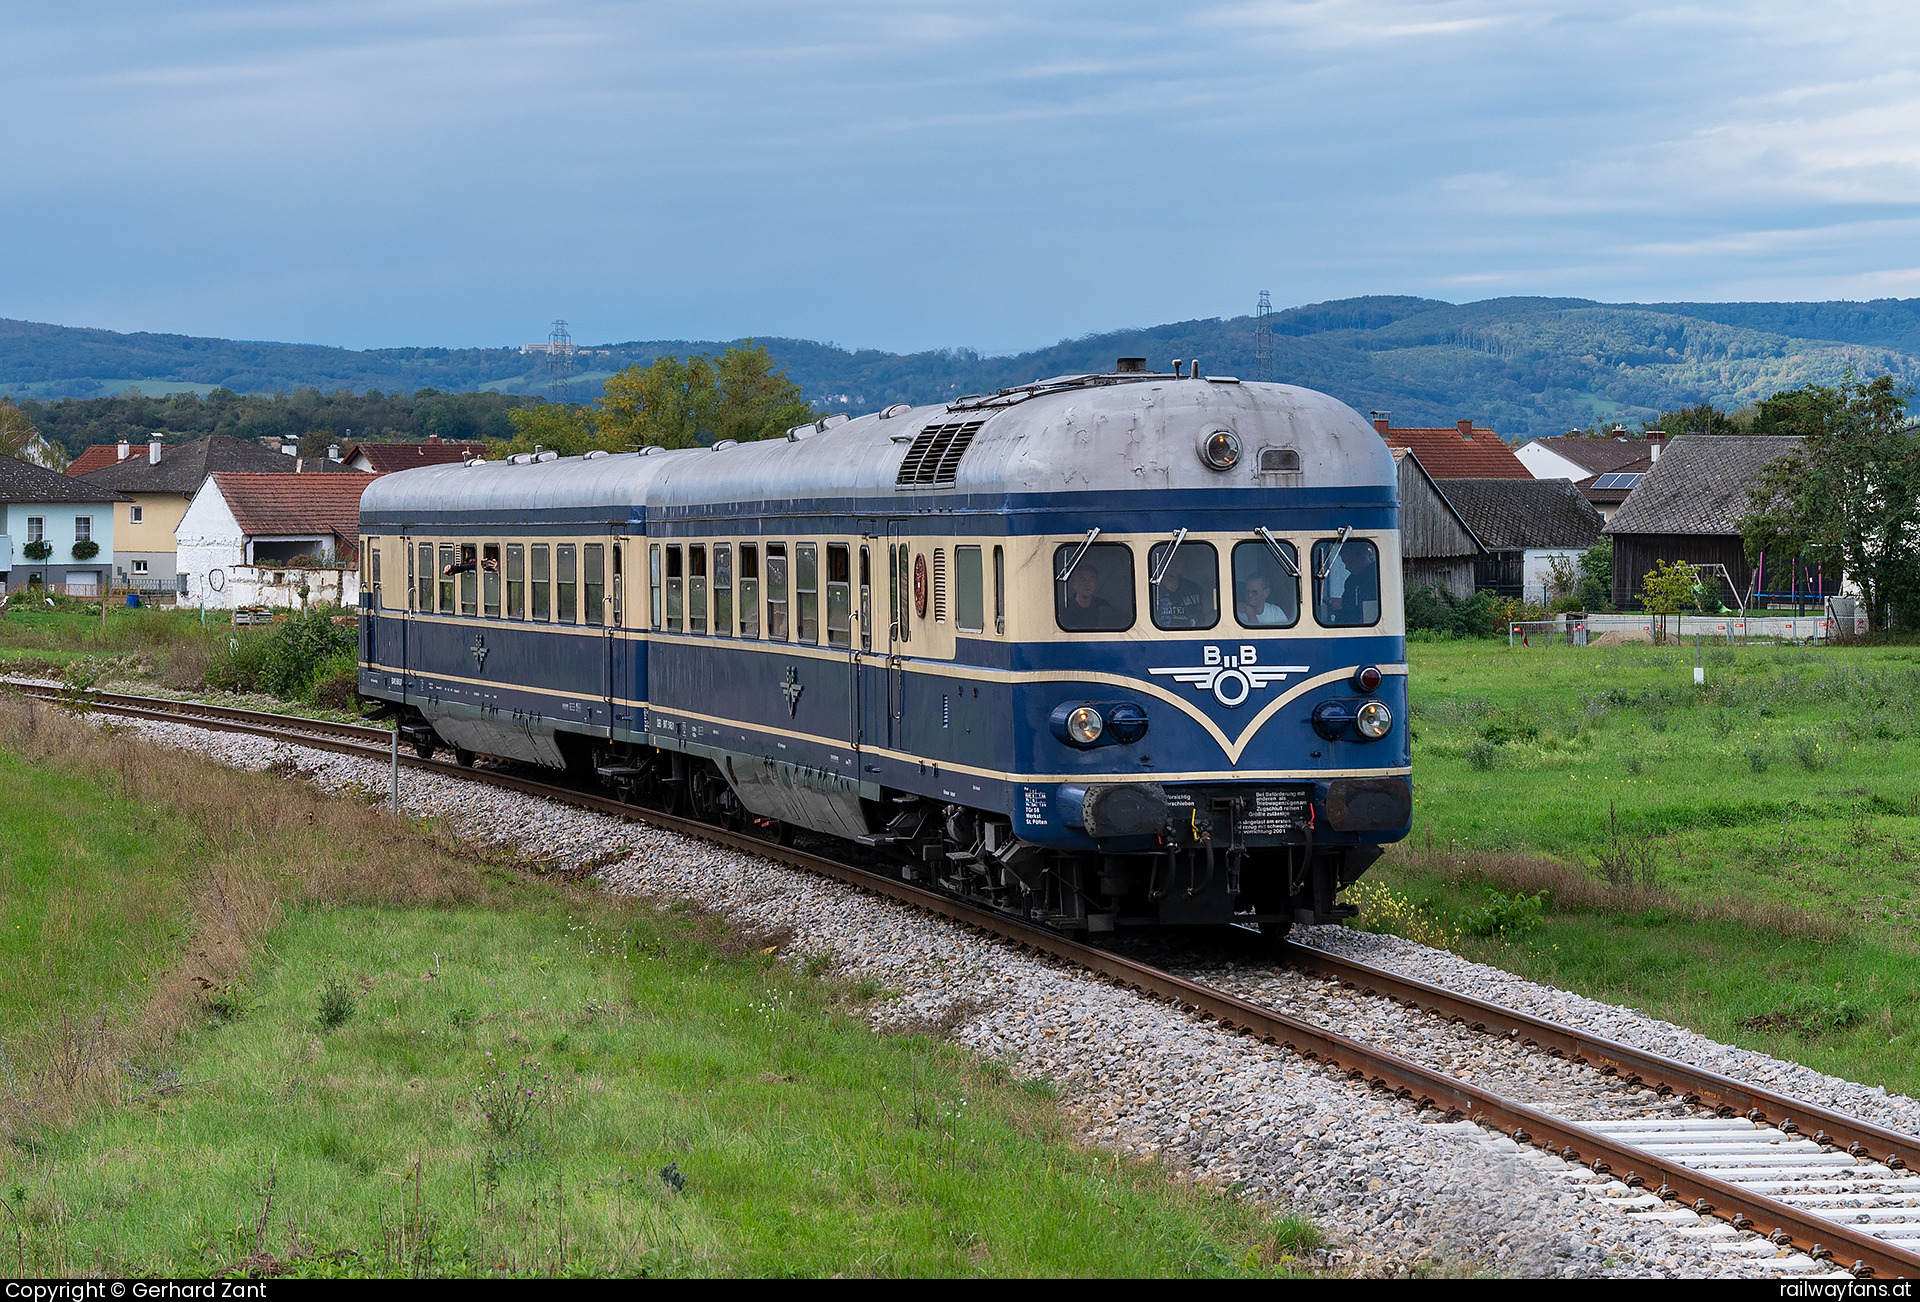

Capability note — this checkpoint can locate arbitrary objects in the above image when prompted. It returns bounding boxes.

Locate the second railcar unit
[359,363,1412,935]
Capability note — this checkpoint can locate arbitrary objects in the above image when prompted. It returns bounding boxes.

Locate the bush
[69,539,98,561]
[1405,586,1508,639]
[206,606,357,702]
[20,540,50,562]
[205,630,275,694]
[306,648,360,710]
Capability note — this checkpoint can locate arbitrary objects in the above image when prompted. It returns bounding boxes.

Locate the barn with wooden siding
[1602,435,1803,610]
[1392,448,1482,599]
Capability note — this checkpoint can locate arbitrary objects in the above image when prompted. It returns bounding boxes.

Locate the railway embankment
[0,694,1316,1278]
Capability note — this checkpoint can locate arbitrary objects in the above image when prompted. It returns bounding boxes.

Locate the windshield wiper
[1255,527,1299,578]
[1055,528,1102,583]
[1147,527,1189,587]
[1315,525,1353,581]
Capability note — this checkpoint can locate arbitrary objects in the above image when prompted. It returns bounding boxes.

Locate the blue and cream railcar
[356,449,699,770]
[357,362,1412,934]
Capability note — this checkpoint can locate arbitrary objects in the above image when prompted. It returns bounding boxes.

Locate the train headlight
[1355,700,1393,739]
[1199,429,1241,471]
[1066,706,1105,745]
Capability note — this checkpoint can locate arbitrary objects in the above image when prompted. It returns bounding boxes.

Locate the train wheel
[413,740,434,761]
[745,816,792,846]
[454,746,475,769]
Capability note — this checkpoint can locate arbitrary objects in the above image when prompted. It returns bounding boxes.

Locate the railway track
[25,678,1920,1278]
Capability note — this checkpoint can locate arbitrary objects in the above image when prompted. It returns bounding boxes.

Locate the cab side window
[1053,542,1135,632]
[1230,540,1300,628]
[1148,541,1218,631]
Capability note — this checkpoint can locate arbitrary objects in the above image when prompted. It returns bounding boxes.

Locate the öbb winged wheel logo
[1149,644,1307,708]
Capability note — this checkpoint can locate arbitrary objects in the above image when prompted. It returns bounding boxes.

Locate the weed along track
[37,680,1920,1278]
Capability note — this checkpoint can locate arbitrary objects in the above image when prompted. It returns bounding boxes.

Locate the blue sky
[3,1,1917,353]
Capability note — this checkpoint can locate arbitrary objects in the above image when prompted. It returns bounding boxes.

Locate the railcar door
[852,538,883,764]
[605,535,632,738]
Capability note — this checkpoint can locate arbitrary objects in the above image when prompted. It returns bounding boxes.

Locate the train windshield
[1311,537,1381,627]
[1231,540,1299,628]
[1054,542,1134,632]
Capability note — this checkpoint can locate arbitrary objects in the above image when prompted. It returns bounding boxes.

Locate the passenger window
[371,545,382,605]
[506,544,525,619]
[688,544,707,634]
[650,545,662,629]
[1148,540,1219,631]
[457,544,479,615]
[826,543,851,648]
[584,543,605,627]
[418,543,431,612]
[1053,542,1135,632]
[738,545,760,638]
[955,545,984,633]
[665,545,684,633]
[992,545,1004,635]
[531,544,550,621]
[1231,540,1299,629]
[482,544,502,617]
[438,545,455,613]
[796,543,819,644]
[767,544,788,640]
[557,544,578,623]
[714,544,733,636]
[1312,537,1381,628]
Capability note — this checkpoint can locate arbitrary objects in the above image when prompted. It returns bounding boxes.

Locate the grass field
[1365,638,1920,1094]
[0,696,1316,1278]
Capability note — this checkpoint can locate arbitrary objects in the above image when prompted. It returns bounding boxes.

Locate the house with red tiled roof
[1370,416,1530,479]
[67,444,125,477]
[341,437,488,473]
[175,471,382,609]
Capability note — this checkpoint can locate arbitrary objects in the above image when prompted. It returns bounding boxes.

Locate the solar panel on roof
[1592,472,1644,490]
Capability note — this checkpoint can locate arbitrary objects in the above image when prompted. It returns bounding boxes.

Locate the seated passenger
[1322,542,1380,624]
[1060,565,1112,630]
[1153,549,1215,628]
[1237,572,1288,626]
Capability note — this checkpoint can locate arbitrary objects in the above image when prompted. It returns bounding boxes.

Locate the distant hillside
[5,295,1917,440]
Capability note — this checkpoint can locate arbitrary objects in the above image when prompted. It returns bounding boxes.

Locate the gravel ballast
[114,717,1902,1278]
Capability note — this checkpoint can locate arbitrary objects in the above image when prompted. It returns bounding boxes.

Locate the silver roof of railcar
[646,374,1393,511]
[360,446,704,522]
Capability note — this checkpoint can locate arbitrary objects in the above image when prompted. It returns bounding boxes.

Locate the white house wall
[1514,443,1592,481]
[175,479,359,610]
[1522,547,1588,602]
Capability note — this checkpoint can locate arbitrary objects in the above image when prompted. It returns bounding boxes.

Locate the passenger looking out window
[482,544,502,617]
[1149,541,1218,630]
[1231,539,1299,628]
[1312,536,1381,627]
[1053,542,1135,632]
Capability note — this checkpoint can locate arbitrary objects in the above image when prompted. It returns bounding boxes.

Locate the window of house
[584,543,606,627]
[129,505,143,524]
[956,545,984,633]
[1053,542,1135,633]
[556,543,578,623]
[796,543,819,644]
[713,544,733,636]
[665,545,683,632]
[738,544,760,638]
[1311,537,1381,628]
[826,543,851,648]
[687,544,706,634]
[132,559,149,576]
[766,544,789,641]
[74,516,91,543]
[438,544,455,613]
[531,544,551,620]
[26,517,42,544]
[506,544,525,618]
[482,543,502,617]
[1148,540,1219,631]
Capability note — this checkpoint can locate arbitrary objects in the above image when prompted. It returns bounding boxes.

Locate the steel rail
[1281,944,1919,1177]
[22,680,1917,1277]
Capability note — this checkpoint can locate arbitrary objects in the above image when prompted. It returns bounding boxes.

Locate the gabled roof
[1519,435,1653,476]
[1392,447,1484,554]
[74,435,311,493]
[207,472,382,540]
[1438,477,1604,550]
[1374,418,1530,479]
[1577,454,1653,506]
[0,454,129,505]
[1604,436,1804,538]
[342,441,488,471]
[67,444,125,476]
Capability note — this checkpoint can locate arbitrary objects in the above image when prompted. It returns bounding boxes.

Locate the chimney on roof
[1648,429,1665,463]
[117,439,130,461]
[428,434,441,444]
[1457,418,1474,441]
[327,444,340,461]
[1370,412,1390,434]
[1612,426,1629,440]
[148,436,162,465]
[295,457,305,473]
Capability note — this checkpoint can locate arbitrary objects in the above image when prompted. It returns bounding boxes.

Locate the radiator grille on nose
[896,419,986,486]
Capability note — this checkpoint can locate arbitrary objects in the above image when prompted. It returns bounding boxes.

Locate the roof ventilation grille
[896,418,986,487]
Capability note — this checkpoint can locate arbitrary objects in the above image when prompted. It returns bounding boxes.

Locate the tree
[1575,536,1613,611]
[0,400,67,470]
[1645,402,1743,437]
[596,343,812,450]
[1641,558,1699,644]
[499,403,603,458]
[1740,371,1920,631]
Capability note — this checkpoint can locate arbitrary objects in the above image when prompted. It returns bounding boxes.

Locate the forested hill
[5,295,1917,441]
